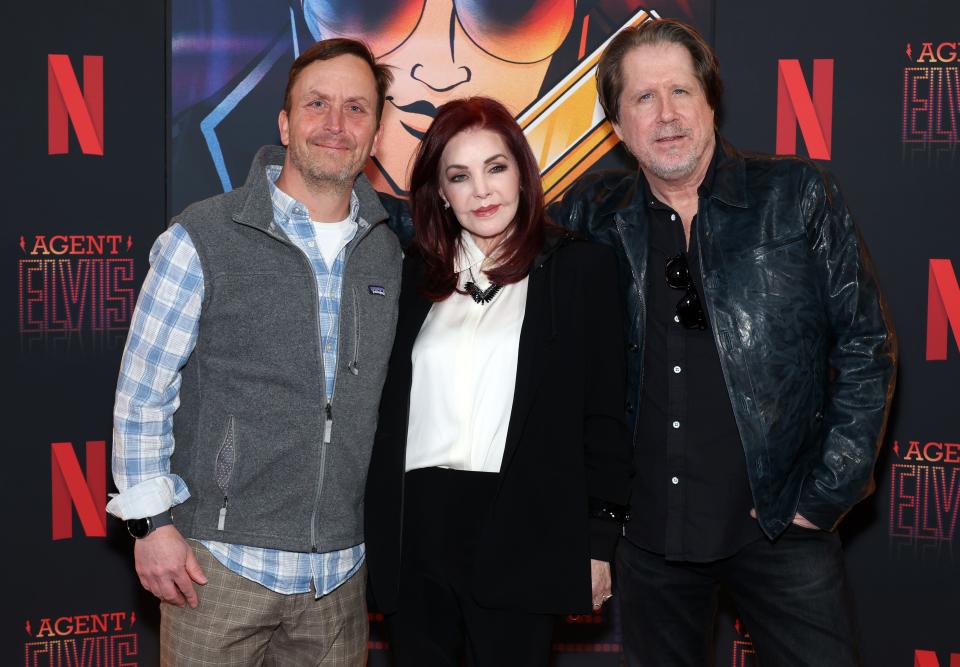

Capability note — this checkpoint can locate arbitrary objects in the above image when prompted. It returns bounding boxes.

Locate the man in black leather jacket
[547,18,896,666]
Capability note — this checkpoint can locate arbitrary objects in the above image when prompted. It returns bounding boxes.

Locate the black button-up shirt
[625,157,763,562]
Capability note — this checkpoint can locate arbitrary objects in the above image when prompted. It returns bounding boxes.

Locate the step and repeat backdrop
[8,0,958,665]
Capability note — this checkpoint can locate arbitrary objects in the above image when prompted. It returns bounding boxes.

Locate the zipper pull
[324,403,333,444]
[217,497,228,530]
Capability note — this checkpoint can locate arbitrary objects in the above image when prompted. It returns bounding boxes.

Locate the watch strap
[126,511,174,539]
[149,510,174,530]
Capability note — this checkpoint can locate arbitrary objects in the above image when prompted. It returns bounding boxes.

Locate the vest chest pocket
[344,277,400,379]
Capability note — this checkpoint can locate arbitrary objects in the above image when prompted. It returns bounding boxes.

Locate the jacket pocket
[744,233,806,259]
[213,415,237,530]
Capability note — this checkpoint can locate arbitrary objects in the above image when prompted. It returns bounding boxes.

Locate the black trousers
[616,526,862,667]
[387,467,556,667]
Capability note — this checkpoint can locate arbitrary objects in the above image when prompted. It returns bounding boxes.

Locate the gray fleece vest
[169,146,401,552]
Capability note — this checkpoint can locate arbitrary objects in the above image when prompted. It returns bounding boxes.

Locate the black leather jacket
[547,138,897,539]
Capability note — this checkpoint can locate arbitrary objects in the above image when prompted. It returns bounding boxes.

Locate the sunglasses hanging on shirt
[665,252,708,330]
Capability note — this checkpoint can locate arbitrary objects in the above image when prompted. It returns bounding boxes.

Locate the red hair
[410,97,547,301]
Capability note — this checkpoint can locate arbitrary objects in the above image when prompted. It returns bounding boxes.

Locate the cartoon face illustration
[303,0,575,194]
[169,0,705,210]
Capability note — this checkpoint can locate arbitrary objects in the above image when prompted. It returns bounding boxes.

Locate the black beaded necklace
[464,266,503,305]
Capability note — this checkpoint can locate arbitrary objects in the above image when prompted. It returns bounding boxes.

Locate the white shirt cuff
[105,477,182,520]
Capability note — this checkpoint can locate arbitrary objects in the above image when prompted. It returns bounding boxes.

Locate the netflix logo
[914,649,960,667]
[928,259,960,361]
[48,54,103,156]
[51,440,107,541]
[776,58,834,160]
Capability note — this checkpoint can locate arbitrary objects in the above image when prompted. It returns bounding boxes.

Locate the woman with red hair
[365,96,631,665]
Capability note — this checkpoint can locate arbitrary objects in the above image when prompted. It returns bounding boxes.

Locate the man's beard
[638,125,701,181]
[288,139,363,192]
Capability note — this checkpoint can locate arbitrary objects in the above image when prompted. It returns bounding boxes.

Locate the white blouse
[404,232,529,473]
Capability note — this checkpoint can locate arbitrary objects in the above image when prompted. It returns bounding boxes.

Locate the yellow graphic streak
[519,9,656,202]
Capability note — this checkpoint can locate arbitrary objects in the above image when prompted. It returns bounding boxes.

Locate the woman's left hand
[590,559,612,610]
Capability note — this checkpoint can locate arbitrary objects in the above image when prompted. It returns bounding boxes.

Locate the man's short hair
[596,19,722,125]
[283,38,394,122]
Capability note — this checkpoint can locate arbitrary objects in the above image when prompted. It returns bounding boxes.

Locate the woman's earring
[442,199,450,209]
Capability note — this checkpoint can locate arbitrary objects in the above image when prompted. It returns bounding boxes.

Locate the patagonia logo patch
[368,285,386,296]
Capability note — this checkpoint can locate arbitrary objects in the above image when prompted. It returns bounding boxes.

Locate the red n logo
[914,650,960,667]
[48,54,104,156]
[776,59,833,160]
[927,259,960,361]
[51,441,107,539]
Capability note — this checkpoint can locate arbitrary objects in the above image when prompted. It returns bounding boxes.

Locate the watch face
[126,517,151,539]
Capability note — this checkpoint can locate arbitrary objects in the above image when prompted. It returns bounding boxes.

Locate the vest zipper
[323,402,333,444]
[308,227,368,551]
[259,218,332,551]
[299,244,329,553]
[265,215,377,552]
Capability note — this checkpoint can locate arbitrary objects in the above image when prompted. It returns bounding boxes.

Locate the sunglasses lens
[676,291,707,330]
[456,0,574,64]
[304,0,424,57]
[665,253,705,329]
[665,254,690,289]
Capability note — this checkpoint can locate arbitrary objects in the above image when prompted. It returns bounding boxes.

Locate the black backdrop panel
[715,2,959,665]
[6,0,959,665]
[6,1,165,665]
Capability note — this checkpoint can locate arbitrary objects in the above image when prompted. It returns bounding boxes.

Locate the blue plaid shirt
[108,166,363,597]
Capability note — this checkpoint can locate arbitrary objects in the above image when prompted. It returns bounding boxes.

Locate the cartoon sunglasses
[303,0,576,64]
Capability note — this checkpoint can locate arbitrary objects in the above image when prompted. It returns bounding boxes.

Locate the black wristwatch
[126,511,174,539]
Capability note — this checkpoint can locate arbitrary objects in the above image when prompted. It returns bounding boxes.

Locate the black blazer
[365,232,632,615]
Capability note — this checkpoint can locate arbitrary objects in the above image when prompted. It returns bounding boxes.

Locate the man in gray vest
[107,38,403,665]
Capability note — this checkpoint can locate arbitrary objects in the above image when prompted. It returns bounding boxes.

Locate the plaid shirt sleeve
[106,223,203,520]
